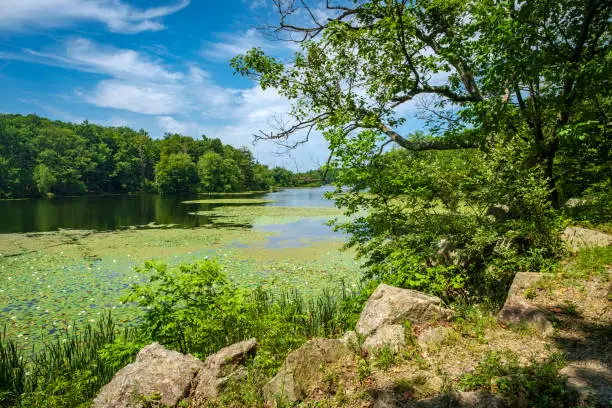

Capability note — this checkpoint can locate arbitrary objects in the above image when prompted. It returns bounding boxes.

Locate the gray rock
[562,226,612,251]
[356,284,453,352]
[497,272,554,337]
[93,342,204,408]
[362,324,406,353]
[485,205,511,222]
[190,338,257,407]
[417,326,453,349]
[357,284,454,336]
[264,338,352,406]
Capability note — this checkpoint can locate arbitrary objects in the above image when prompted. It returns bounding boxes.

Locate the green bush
[126,259,361,372]
[334,136,565,304]
[459,351,579,407]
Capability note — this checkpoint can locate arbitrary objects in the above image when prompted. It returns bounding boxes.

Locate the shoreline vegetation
[0,114,336,200]
[1,245,610,407]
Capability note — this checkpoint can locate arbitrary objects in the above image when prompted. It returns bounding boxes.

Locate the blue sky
[0,0,425,168]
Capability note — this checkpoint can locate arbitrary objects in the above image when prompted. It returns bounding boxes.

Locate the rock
[417,326,453,349]
[498,272,554,337]
[451,391,505,407]
[562,226,612,251]
[341,330,359,347]
[356,284,453,351]
[363,324,406,353]
[93,342,204,408]
[434,239,461,266]
[264,338,352,406]
[485,205,511,222]
[190,338,257,407]
[564,198,590,208]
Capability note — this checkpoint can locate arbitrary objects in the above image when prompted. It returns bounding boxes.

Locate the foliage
[332,138,564,303]
[154,152,198,195]
[126,259,360,362]
[232,0,610,300]
[32,164,57,197]
[197,152,244,193]
[459,351,579,407]
[0,114,309,198]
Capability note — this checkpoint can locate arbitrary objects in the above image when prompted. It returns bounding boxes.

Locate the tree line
[0,114,331,198]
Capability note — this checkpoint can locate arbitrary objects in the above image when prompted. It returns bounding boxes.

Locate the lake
[0,185,359,348]
[0,186,337,234]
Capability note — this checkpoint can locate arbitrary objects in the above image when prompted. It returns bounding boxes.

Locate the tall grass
[0,282,365,407]
[0,328,26,406]
[1,313,139,407]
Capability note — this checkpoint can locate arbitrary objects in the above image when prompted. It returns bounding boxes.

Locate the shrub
[459,351,579,407]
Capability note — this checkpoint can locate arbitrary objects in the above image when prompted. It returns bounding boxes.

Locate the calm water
[0,186,337,234]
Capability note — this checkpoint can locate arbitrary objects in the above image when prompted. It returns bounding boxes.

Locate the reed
[1,313,138,407]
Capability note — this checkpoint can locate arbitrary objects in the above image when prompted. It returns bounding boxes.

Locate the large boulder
[190,338,258,407]
[356,284,453,352]
[93,342,204,408]
[498,272,554,337]
[562,226,612,251]
[264,338,352,406]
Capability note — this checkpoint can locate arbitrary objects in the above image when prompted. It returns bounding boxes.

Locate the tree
[232,0,610,208]
[231,0,610,300]
[32,163,56,196]
[197,152,244,193]
[154,153,197,195]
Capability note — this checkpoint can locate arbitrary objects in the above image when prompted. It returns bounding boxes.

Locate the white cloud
[25,38,182,82]
[201,28,266,61]
[200,28,297,62]
[0,0,189,34]
[157,116,203,136]
[87,80,182,115]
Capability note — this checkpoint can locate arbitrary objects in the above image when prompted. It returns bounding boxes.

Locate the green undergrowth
[561,245,612,280]
[1,259,364,407]
[459,351,580,407]
[1,313,140,408]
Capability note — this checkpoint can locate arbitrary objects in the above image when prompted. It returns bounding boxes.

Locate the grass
[458,351,579,407]
[561,245,611,280]
[1,279,365,407]
[0,313,140,407]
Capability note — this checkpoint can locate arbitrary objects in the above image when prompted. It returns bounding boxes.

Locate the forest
[0,114,330,198]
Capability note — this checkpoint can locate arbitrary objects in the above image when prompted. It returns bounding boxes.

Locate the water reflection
[0,186,337,233]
